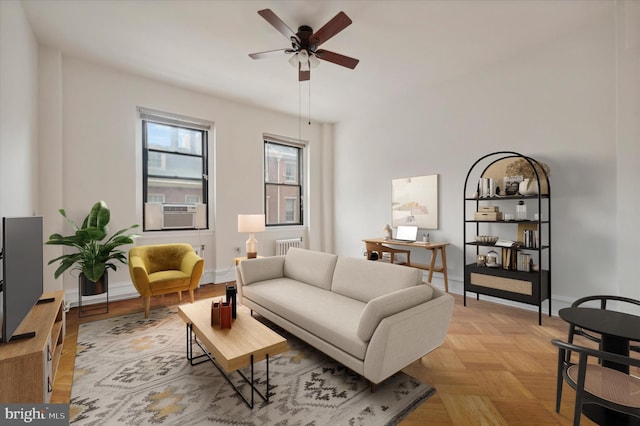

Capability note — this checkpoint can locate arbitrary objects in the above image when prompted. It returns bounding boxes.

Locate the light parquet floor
[52,284,607,425]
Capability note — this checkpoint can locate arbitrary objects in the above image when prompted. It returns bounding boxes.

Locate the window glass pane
[265,183,300,225]
[147,122,202,155]
[148,194,165,203]
[148,177,203,205]
[147,151,202,179]
[265,142,299,184]
[285,198,295,222]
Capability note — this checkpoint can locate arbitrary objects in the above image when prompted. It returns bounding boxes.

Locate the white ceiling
[22,0,608,123]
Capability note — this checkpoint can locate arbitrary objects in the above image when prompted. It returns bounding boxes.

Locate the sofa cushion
[356,285,434,341]
[331,257,423,303]
[238,256,285,285]
[242,278,368,360]
[283,248,338,291]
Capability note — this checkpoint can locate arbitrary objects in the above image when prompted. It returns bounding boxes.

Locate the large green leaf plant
[46,201,139,282]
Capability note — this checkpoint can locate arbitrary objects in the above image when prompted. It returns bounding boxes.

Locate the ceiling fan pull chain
[298,81,302,140]
[308,81,311,126]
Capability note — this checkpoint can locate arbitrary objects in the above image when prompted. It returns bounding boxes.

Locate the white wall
[36,54,333,303]
[0,0,39,219]
[334,5,635,313]
[38,46,64,292]
[615,0,640,310]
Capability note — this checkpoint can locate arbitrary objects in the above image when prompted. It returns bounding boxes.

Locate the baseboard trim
[65,268,232,308]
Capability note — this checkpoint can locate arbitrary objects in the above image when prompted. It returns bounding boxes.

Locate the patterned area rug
[70,306,435,425]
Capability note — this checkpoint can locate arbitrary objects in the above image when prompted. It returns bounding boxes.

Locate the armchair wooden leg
[189,289,195,303]
[144,297,151,319]
[177,291,183,302]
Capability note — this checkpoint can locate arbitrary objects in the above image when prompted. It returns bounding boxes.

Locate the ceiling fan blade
[310,11,352,47]
[299,64,310,81]
[249,49,290,60]
[315,49,359,69]
[258,9,299,43]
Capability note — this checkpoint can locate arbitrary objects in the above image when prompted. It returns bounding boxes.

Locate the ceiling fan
[249,9,359,81]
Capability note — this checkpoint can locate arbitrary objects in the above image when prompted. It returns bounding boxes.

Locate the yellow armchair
[128,243,204,318]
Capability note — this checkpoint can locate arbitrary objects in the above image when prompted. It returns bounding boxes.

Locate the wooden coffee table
[178,298,287,408]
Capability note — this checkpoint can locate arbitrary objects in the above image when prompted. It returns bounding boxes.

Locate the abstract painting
[392,174,439,229]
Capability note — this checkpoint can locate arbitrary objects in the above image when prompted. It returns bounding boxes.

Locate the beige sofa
[236,248,454,385]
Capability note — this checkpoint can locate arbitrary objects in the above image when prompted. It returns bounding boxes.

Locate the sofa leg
[177,291,183,302]
[370,381,377,393]
[189,289,195,303]
[144,297,151,319]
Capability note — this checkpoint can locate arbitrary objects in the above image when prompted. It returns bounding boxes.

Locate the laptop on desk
[391,225,418,242]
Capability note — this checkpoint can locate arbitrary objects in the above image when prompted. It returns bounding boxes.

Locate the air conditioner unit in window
[162,204,197,229]
[144,203,206,230]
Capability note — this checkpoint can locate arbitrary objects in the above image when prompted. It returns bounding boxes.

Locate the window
[140,108,210,230]
[264,138,303,226]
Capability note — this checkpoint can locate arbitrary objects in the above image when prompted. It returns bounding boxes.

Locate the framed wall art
[391,174,439,229]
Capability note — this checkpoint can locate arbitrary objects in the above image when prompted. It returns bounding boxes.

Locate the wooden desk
[363,238,449,292]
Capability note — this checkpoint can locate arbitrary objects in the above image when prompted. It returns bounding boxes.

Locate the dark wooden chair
[551,339,640,426]
[566,295,640,363]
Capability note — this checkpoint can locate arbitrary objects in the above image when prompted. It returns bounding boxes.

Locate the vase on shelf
[518,179,539,196]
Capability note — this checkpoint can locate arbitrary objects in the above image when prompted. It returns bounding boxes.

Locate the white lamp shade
[238,214,265,233]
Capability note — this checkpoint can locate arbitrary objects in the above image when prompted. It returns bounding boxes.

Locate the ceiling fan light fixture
[288,53,298,68]
[309,54,320,69]
[296,50,310,72]
[297,49,309,63]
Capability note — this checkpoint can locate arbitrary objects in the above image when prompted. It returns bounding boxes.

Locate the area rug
[70,306,435,425]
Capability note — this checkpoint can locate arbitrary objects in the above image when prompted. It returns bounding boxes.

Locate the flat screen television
[1,216,44,343]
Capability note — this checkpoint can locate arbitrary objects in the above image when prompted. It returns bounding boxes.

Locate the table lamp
[237,214,265,258]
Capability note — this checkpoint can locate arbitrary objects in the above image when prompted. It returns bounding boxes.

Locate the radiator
[275,238,303,255]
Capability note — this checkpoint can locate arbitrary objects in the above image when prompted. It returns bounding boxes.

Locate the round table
[559,307,640,372]
[559,307,640,425]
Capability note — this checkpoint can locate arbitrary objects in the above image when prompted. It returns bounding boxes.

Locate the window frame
[263,137,304,227]
[140,108,211,231]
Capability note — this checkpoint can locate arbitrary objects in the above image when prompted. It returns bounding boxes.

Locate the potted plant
[46,200,139,295]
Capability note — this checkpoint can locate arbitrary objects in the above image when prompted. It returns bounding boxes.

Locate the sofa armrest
[236,256,285,306]
[357,285,434,341]
[181,251,204,289]
[180,251,202,275]
[237,256,285,285]
[363,290,454,384]
[128,255,151,296]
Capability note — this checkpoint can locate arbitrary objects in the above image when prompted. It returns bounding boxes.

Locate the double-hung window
[140,108,210,230]
[264,137,304,226]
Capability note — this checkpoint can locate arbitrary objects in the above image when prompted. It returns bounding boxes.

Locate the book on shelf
[517,223,538,248]
[495,239,517,247]
[501,248,518,270]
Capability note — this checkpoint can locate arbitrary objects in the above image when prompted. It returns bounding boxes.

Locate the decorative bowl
[475,235,499,244]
